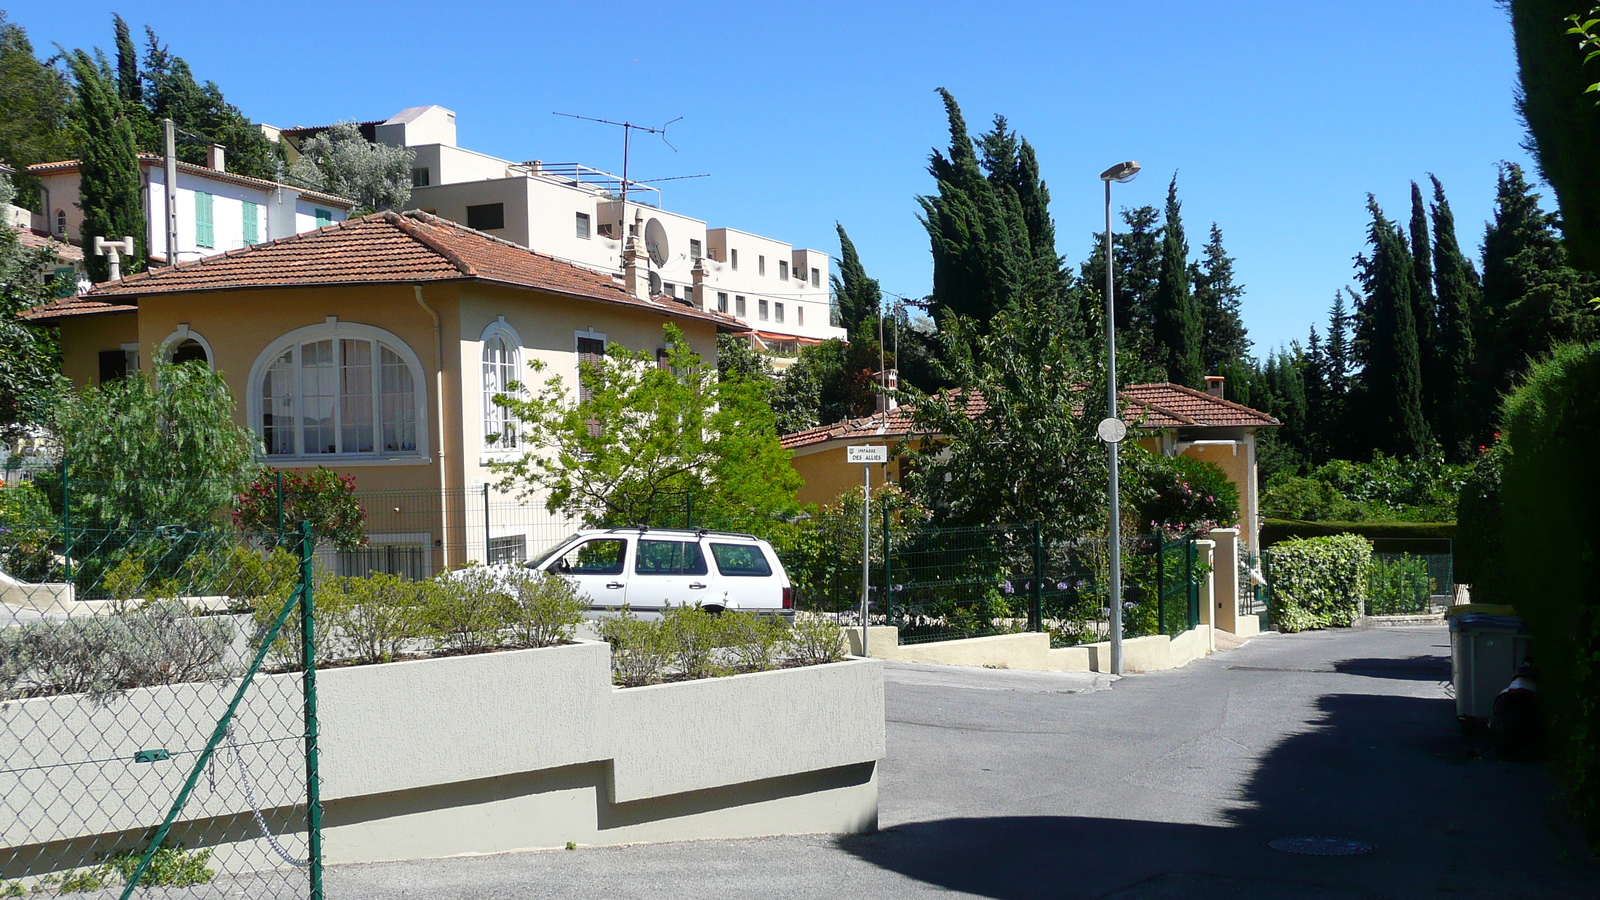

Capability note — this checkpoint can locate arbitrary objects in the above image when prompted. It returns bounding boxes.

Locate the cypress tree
[1151,174,1203,386]
[1428,174,1481,460]
[1192,222,1249,371]
[1407,181,1439,423]
[1509,0,1600,273]
[1078,206,1163,379]
[831,223,882,338]
[1478,163,1594,421]
[1353,197,1430,457]
[113,15,139,108]
[67,50,143,283]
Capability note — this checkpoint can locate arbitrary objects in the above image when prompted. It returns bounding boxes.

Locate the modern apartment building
[315,106,843,353]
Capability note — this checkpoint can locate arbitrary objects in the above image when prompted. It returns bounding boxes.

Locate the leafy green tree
[65,49,143,283]
[1428,174,1481,460]
[0,171,64,437]
[831,224,881,336]
[1150,174,1203,386]
[902,299,1105,543]
[1192,223,1249,371]
[52,360,261,530]
[1512,0,1600,272]
[1352,197,1431,457]
[770,336,883,430]
[489,324,800,530]
[0,13,73,210]
[287,120,413,214]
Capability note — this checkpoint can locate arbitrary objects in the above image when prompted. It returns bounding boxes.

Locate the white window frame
[575,212,591,240]
[481,317,524,455]
[158,325,214,365]
[246,319,430,464]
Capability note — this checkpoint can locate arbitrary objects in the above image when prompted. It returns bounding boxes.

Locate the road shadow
[839,692,1597,900]
[1329,655,1451,681]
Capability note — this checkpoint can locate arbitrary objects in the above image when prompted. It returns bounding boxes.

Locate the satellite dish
[648,271,663,296]
[644,218,669,267]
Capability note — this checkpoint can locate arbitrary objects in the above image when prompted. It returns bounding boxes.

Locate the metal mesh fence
[1,518,320,899]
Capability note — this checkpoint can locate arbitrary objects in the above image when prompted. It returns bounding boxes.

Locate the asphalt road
[326,626,1599,899]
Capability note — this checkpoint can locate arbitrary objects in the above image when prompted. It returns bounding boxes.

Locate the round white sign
[1096,417,1128,444]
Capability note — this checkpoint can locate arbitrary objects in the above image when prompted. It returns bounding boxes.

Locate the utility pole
[164,118,179,266]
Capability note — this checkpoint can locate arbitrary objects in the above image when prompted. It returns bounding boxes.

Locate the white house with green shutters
[27,147,354,267]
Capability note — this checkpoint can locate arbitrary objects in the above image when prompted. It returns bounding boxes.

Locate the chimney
[876,369,900,413]
[1205,375,1225,398]
[622,235,650,301]
[206,143,226,171]
[689,256,706,309]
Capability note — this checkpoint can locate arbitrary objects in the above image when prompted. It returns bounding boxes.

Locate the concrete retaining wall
[2,641,884,871]
[846,624,1242,674]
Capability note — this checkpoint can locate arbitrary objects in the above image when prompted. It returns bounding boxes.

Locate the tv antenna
[552,112,687,208]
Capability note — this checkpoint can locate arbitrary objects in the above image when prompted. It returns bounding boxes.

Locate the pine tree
[0,14,72,210]
[1509,0,1600,273]
[140,27,280,182]
[1353,197,1430,457]
[1151,174,1203,386]
[1192,222,1249,371]
[1428,175,1480,461]
[831,223,882,337]
[1325,290,1352,397]
[1407,181,1438,423]
[67,49,143,283]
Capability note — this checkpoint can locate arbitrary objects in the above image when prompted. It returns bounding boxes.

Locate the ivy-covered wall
[1268,533,1372,633]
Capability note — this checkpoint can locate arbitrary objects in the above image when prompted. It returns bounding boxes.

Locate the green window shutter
[195,192,214,248]
[242,200,259,245]
[315,208,333,228]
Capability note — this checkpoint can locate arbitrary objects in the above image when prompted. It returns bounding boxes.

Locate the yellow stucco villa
[780,377,1280,553]
[21,211,748,574]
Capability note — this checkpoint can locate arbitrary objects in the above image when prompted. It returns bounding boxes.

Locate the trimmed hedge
[1267,533,1372,633]
[1454,444,1507,603]
[1498,341,1600,847]
[1262,518,1455,546]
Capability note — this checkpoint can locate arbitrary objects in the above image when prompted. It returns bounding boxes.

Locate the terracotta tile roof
[1119,382,1281,428]
[779,383,1278,450]
[21,211,749,332]
[11,227,83,262]
[28,155,355,208]
[18,295,136,321]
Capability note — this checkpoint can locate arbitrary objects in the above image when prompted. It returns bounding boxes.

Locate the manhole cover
[1268,837,1375,856]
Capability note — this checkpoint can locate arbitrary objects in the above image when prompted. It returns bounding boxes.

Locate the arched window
[159,326,213,366]
[54,209,66,236]
[248,322,428,460]
[481,318,522,451]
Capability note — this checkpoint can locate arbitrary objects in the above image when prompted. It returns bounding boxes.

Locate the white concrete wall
[3,641,883,872]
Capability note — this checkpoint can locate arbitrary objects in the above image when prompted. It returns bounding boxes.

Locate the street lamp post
[1099,160,1140,676]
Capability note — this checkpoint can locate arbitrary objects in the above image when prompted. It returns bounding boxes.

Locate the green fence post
[300,520,324,899]
[1156,538,1165,636]
[1030,522,1043,632]
[686,492,693,529]
[275,470,285,543]
[1186,537,1199,631]
[483,482,491,563]
[882,502,892,625]
[60,461,71,583]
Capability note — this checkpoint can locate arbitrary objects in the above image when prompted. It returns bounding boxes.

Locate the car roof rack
[602,526,760,541]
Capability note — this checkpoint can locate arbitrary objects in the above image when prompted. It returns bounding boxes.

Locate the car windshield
[525,534,582,570]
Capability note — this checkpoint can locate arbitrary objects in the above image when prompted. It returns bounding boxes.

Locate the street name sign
[847,445,888,464]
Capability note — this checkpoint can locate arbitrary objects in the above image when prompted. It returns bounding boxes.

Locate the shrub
[1498,341,1600,846]
[1266,533,1371,632]
[1,603,235,701]
[502,568,585,648]
[1130,452,1239,536]
[719,610,787,672]
[321,572,423,664]
[419,567,507,654]
[1366,554,1433,616]
[233,467,366,551]
[106,844,214,888]
[596,608,671,687]
[0,479,56,581]
[660,604,726,679]
[783,612,846,665]
[1454,443,1507,603]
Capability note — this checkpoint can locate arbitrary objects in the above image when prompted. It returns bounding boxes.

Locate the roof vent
[1205,375,1225,398]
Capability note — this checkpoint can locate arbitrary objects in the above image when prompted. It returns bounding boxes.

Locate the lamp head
[1099,161,1142,183]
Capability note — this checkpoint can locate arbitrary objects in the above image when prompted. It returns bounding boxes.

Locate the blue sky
[8,1,1536,352]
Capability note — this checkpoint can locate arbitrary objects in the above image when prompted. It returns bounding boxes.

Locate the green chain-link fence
[1,513,322,899]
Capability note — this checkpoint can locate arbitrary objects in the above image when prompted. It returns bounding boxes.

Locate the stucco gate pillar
[1209,527,1241,635]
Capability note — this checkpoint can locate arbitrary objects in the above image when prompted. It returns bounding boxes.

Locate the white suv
[521,527,794,619]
